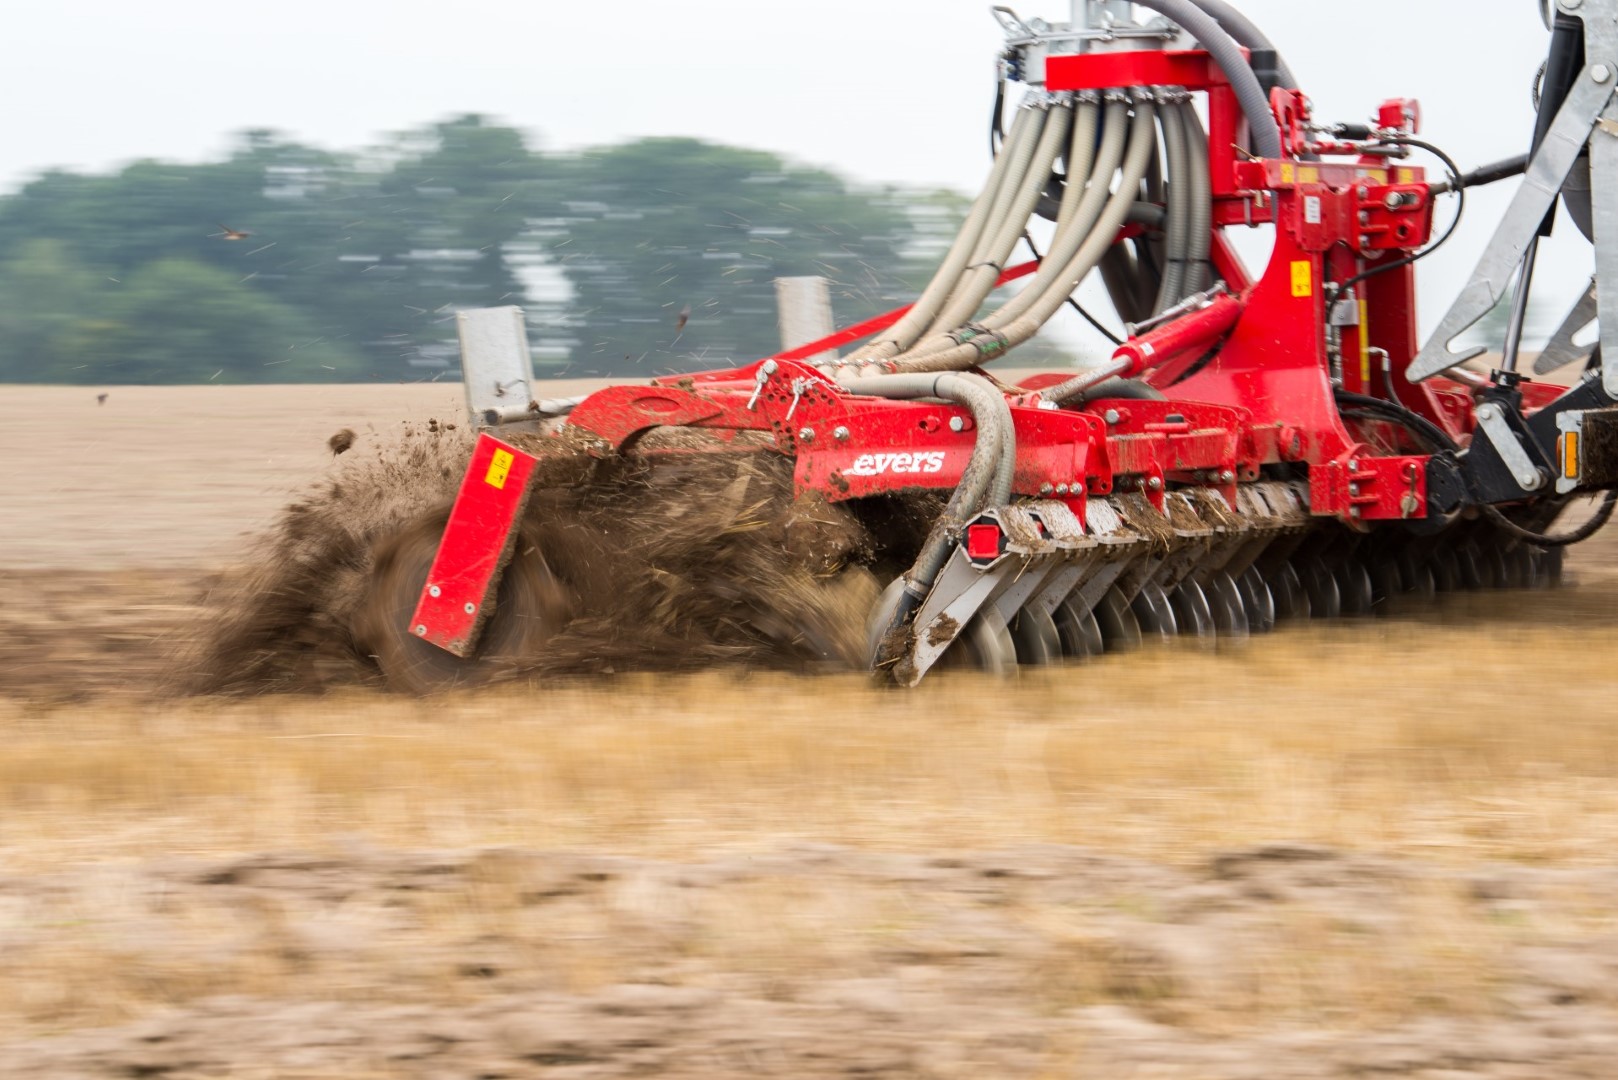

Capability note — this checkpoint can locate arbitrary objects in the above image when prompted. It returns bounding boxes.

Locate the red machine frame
[409,43,1572,659]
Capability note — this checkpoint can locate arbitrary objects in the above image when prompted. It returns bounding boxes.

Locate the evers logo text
[845,452,947,477]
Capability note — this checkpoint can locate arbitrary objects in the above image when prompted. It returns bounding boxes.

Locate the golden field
[4,384,1618,1077]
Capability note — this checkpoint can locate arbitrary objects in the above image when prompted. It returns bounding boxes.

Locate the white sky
[3,0,1584,344]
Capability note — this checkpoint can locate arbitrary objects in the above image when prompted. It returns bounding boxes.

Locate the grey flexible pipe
[839,372,1016,606]
[1042,357,1134,405]
[1184,0,1299,89]
[1180,102,1213,295]
[882,97,1159,374]
[1155,100,1191,314]
[893,99,1120,365]
[927,101,1071,336]
[1130,0,1281,159]
[844,102,1039,365]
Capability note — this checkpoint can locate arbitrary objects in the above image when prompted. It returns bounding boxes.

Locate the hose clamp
[1103,88,1133,105]
[1074,89,1103,105]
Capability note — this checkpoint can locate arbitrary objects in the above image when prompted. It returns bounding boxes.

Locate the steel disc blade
[1169,580,1216,638]
[1365,557,1404,615]
[1053,596,1104,658]
[1131,581,1179,638]
[361,510,570,694]
[1506,545,1535,589]
[1010,605,1062,666]
[1299,557,1341,619]
[939,607,1018,676]
[1487,544,1512,588]
[1206,571,1250,638]
[1429,547,1461,593]
[1237,566,1277,633]
[1453,541,1486,590]
[1095,587,1143,653]
[1543,546,1566,588]
[1270,562,1310,620]
[1396,551,1437,602]
[1336,559,1376,616]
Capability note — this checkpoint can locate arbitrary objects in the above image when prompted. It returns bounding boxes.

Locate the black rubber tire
[359,510,571,694]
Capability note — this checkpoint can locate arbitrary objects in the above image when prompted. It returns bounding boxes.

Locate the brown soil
[5,385,1618,1076]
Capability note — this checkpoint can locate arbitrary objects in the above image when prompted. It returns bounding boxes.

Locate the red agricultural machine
[366,0,1618,690]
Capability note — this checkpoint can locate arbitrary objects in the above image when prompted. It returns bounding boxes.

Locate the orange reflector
[966,523,1003,562]
[1564,431,1581,479]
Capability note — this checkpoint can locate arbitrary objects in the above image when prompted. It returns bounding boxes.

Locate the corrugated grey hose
[893,98,1122,366]
[1179,102,1213,295]
[844,103,1043,366]
[879,95,1160,374]
[840,373,1015,619]
[1184,0,1299,89]
[924,100,1074,337]
[1155,100,1192,315]
[1130,0,1281,160]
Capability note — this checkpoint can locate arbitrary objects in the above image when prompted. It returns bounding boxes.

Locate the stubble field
[5,384,1618,1078]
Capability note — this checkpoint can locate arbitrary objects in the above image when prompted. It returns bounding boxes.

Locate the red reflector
[966,523,1002,561]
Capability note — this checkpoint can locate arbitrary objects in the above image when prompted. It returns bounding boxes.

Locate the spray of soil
[185,428,878,694]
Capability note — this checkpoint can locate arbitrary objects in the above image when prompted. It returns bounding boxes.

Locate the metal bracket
[1476,401,1547,492]
[1410,36,1618,385]
[1535,275,1599,374]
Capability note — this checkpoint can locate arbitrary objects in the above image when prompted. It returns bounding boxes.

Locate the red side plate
[409,433,539,656]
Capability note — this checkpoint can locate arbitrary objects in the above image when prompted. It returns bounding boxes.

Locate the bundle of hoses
[831,84,1219,377]
[846,0,1293,648]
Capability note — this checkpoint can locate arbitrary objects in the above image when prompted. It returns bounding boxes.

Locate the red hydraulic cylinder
[1113,293,1244,381]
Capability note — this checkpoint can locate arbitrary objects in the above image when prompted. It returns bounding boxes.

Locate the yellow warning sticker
[1359,299,1371,385]
[485,448,515,490]
[1397,167,1416,185]
[1290,260,1313,298]
[1298,166,1320,185]
[1279,162,1295,185]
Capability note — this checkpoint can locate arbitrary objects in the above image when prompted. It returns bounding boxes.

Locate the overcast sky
[4,0,1584,344]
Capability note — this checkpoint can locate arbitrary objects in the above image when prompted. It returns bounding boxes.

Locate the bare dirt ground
[5,385,1618,1077]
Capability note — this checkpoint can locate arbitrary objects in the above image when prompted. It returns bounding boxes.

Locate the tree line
[0,116,973,384]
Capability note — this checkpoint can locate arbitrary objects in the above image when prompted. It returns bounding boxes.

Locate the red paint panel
[410,434,539,656]
[1045,50,1225,92]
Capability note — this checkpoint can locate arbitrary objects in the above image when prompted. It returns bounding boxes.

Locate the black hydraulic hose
[1482,490,1618,547]
[1335,389,1618,548]
[1430,153,1530,196]
[1183,0,1299,89]
[1335,136,1465,297]
[990,68,1007,158]
[1129,0,1282,159]
[1020,230,1124,344]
